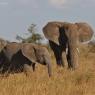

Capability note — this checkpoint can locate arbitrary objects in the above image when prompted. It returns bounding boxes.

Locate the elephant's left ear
[0,38,7,52]
[75,22,94,42]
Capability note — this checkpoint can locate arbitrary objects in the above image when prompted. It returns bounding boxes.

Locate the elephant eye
[4,46,7,50]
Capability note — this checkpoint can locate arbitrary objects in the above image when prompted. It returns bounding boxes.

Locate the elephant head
[43,21,93,69]
[43,22,93,45]
[0,42,52,77]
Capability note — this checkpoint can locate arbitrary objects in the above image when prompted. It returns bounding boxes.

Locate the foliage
[16,24,43,44]
[0,47,95,95]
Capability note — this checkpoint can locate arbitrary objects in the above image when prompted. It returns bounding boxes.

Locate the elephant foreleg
[32,63,35,72]
[67,48,72,69]
[62,50,68,67]
[54,48,63,67]
[49,40,62,66]
[23,64,33,76]
[44,56,52,77]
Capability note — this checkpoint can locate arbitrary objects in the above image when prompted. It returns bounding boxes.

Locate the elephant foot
[61,62,65,67]
[68,63,78,70]
[0,71,10,77]
[57,60,63,67]
[48,71,52,77]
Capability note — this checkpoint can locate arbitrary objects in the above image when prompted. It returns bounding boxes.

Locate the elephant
[0,41,52,77]
[0,39,10,74]
[0,50,10,74]
[43,21,93,69]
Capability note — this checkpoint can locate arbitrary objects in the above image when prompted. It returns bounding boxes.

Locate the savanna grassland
[0,44,95,95]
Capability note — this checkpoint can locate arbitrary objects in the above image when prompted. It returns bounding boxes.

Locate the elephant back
[3,42,21,60]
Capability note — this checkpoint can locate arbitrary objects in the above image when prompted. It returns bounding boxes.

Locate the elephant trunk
[67,24,79,69]
[68,44,79,69]
[44,56,52,77]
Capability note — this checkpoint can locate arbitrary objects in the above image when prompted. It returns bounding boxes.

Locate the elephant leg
[23,64,33,76]
[32,63,35,72]
[59,27,68,67]
[49,40,62,66]
[55,56,62,66]
[62,50,68,67]
[44,56,52,77]
[67,47,72,69]
[55,51,63,67]
[61,44,68,67]
[53,46,63,66]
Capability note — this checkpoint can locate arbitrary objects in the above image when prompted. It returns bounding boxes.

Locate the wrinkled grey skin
[0,41,52,77]
[0,39,9,74]
[43,21,93,69]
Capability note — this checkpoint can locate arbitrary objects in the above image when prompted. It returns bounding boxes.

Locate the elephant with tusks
[43,21,93,69]
[0,40,52,77]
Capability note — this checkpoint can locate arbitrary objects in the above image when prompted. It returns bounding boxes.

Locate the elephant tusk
[66,48,68,55]
[76,48,80,53]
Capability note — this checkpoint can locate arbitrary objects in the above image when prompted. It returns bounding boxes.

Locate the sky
[0,0,95,41]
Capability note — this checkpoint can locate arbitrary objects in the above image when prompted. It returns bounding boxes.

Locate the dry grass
[0,45,95,95]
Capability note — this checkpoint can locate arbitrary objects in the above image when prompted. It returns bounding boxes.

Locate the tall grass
[0,45,95,95]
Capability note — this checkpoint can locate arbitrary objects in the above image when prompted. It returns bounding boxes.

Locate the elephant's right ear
[0,38,7,52]
[43,23,60,45]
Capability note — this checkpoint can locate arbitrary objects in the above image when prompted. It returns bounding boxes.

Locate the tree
[16,24,43,44]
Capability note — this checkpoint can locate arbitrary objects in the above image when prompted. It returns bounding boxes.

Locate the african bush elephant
[0,39,9,73]
[0,41,52,77]
[43,21,93,69]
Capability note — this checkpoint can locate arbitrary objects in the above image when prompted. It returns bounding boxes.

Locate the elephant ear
[21,43,37,63]
[43,22,60,45]
[75,22,94,42]
[0,38,7,52]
